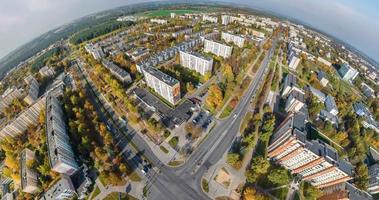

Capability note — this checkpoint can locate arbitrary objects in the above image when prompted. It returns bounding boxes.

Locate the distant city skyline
[0,0,378,63]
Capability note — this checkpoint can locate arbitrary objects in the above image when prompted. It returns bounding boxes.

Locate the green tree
[267,168,290,185]
[227,153,240,165]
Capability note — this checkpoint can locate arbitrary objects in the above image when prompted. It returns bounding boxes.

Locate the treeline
[31,47,63,72]
[70,21,134,45]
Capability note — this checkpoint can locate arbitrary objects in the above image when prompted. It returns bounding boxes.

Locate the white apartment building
[368,164,379,194]
[288,50,301,70]
[282,73,299,97]
[142,66,181,105]
[325,95,338,116]
[202,15,218,23]
[39,66,55,78]
[285,89,305,113]
[179,51,213,75]
[204,39,233,59]
[39,176,77,200]
[317,57,332,67]
[84,43,104,60]
[0,97,45,140]
[102,60,132,84]
[20,148,39,194]
[221,32,245,48]
[268,113,353,189]
[24,77,39,105]
[46,95,78,175]
[150,18,167,24]
[221,15,233,25]
[338,63,359,82]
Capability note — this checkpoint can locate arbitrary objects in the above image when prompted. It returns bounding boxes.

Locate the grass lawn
[168,136,179,148]
[103,192,138,200]
[90,186,101,200]
[137,9,200,17]
[160,145,169,154]
[202,179,209,193]
[168,160,183,166]
[219,103,234,118]
[129,171,142,182]
[270,187,289,200]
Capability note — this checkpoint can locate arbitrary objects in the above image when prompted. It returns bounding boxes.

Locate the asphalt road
[77,35,278,200]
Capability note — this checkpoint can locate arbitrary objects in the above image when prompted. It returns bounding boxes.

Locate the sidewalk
[91,177,145,200]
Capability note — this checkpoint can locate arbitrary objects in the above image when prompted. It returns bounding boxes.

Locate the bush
[169,136,179,148]
[160,146,169,154]
[202,179,209,193]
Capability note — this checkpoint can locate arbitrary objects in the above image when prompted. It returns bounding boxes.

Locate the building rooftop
[180,50,213,61]
[143,66,179,87]
[39,176,76,200]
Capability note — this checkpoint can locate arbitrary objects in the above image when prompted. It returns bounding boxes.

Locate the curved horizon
[0,0,378,65]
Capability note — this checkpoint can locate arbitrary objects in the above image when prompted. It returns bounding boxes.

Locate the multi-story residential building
[288,50,301,70]
[102,60,132,84]
[202,15,218,23]
[282,73,299,97]
[285,89,305,113]
[361,82,375,98]
[338,63,359,82]
[317,71,329,87]
[172,28,192,38]
[204,39,233,59]
[39,176,77,200]
[368,164,379,194]
[318,109,339,126]
[150,18,167,24]
[0,86,23,112]
[142,66,181,105]
[268,113,353,189]
[85,43,104,60]
[353,102,379,134]
[221,15,233,25]
[307,86,326,103]
[20,148,39,194]
[317,57,332,67]
[325,95,338,116]
[39,66,55,78]
[46,95,78,175]
[221,32,245,48]
[179,51,213,75]
[23,77,39,106]
[319,182,373,200]
[0,97,45,140]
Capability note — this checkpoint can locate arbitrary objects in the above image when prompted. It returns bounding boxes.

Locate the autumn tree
[205,84,223,111]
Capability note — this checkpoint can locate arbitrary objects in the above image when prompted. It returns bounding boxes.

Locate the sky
[0,0,378,62]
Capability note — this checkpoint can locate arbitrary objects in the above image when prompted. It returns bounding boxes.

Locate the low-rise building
[102,60,132,84]
[150,18,167,24]
[142,66,181,105]
[221,32,245,48]
[285,89,305,113]
[0,86,23,112]
[84,43,104,60]
[39,176,77,200]
[20,148,39,194]
[361,83,375,98]
[317,57,332,67]
[338,63,359,82]
[46,94,78,175]
[23,77,39,106]
[325,95,338,116]
[268,113,353,189]
[318,71,329,87]
[318,109,339,126]
[204,39,233,59]
[179,51,213,75]
[39,66,55,78]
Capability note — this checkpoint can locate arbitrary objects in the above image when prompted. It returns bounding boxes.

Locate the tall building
[0,86,23,112]
[325,95,338,116]
[282,73,299,97]
[84,43,104,60]
[221,32,245,48]
[142,66,181,105]
[39,66,55,78]
[179,51,213,75]
[202,15,218,23]
[268,113,353,189]
[285,89,305,113]
[204,39,233,59]
[39,176,77,200]
[288,50,301,70]
[20,148,39,194]
[102,60,132,84]
[23,77,39,106]
[46,95,78,175]
[221,15,233,25]
[319,182,373,200]
[0,97,45,140]
[150,18,167,24]
[368,164,379,194]
[338,63,359,82]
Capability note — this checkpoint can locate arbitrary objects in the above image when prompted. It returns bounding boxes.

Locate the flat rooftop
[143,66,179,87]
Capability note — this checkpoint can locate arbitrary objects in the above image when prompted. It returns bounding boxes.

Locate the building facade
[368,164,379,194]
[204,39,232,59]
[20,148,39,194]
[23,77,39,106]
[0,86,23,112]
[142,66,181,105]
[285,89,305,113]
[338,63,359,82]
[221,32,245,48]
[46,95,78,175]
[325,95,339,116]
[39,176,77,200]
[102,60,132,84]
[179,51,213,75]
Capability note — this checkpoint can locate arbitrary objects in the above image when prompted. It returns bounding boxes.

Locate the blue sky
[0,0,378,62]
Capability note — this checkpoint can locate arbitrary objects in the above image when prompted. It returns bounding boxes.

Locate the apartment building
[150,18,167,24]
[285,89,305,113]
[319,182,372,200]
[20,148,39,194]
[288,50,301,70]
[268,113,353,189]
[221,32,245,48]
[202,15,218,23]
[317,71,329,87]
[102,60,132,84]
[204,39,233,59]
[0,86,23,112]
[46,95,78,175]
[172,28,192,38]
[39,66,55,78]
[221,15,233,25]
[0,97,45,140]
[338,63,359,82]
[85,43,104,60]
[142,66,181,105]
[325,95,339,116]
[23,77,39,106]
[39,176,77,200]
[179,51,213,75]
[361,83,375,98]
[282,73,299,97]
[353,102,379,133]
[368,164,379,194]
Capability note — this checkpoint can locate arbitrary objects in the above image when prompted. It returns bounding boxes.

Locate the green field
[137,9,200,17]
